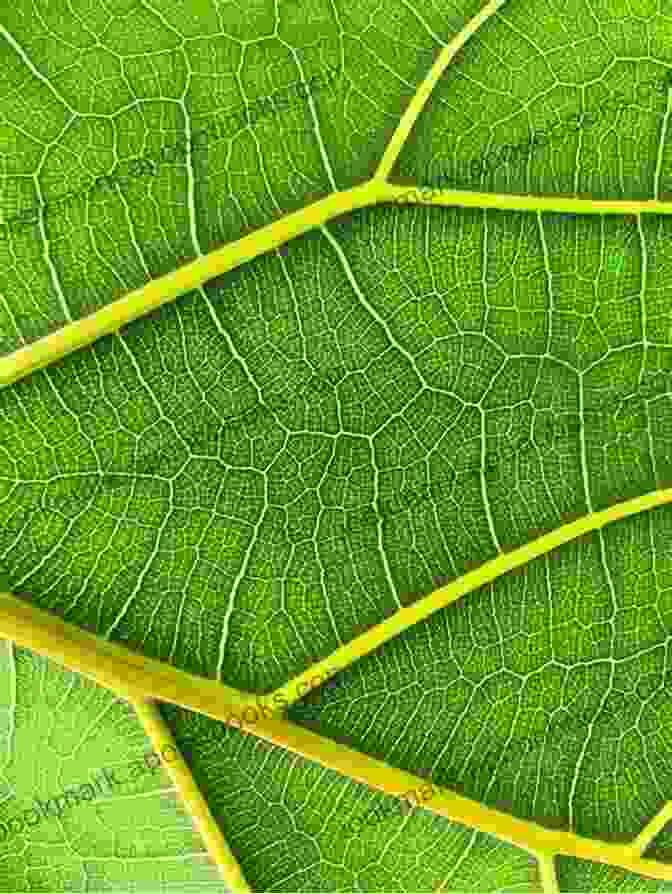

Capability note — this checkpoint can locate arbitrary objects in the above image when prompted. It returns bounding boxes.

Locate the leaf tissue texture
[159,701,541,893]
[1,0,672,890]
[0,640,223,892]
[2,208,672,691]
[289,508,672,843]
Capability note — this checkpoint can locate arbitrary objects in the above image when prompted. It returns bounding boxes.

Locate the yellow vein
[0,181,387,387]
[385,183,672,216]
[374,0,509,181]
[0,590,259,713]
[0,588,670,884]
[2,21,667,887]
[3,181,672,388]
[630,801,672,856]
[91,715,672,885]
[263,486,672,707]
[132,697,252,893]
[3,584,672,883]
[93,710,672,886]
[538,855,560,894]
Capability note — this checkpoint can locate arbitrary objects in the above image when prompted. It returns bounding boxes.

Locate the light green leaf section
[0,640,223,892]
[160,701,541,893]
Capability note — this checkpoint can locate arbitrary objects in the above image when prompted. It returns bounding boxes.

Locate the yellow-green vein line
[0,181,388,388]
[538,855,560,894]
[0,589,258,713]
[1,583,672,882]
[262,486,672,707]
[3,180,672,388]
[374,0,509,181]
[384,182,672,216]
[630,801,672,856]
[132,697,252,892]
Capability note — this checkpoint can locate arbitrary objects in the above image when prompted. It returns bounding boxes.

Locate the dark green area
[556,856,672,892]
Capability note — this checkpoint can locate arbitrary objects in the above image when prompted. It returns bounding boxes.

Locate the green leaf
[555,858,672,893]
[2,0,672,890]
[0,641,223,892]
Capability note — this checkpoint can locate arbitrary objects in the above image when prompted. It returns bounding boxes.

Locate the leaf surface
[1,0,672,890]
[0,640,223,891]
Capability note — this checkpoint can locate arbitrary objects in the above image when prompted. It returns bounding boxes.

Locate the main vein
[1,586,671,883]
[1,181,671,388]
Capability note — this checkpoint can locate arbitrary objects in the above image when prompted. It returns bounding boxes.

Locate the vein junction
[2,180,672,388]
[1,487,672,883]
[3,2,672,890]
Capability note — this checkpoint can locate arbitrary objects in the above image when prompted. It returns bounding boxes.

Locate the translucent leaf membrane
[2,0,672,889]
[1,205,671,697]
[0,641,221,892]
